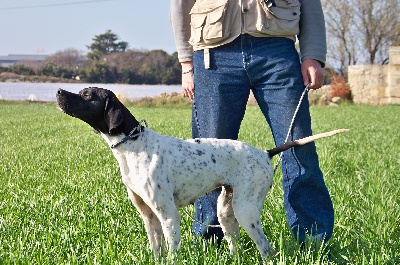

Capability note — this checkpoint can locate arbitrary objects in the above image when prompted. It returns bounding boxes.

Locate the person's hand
[301,59,324,90]
[181,61,194,99]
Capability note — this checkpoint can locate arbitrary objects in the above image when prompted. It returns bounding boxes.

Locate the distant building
[0,54,48,67]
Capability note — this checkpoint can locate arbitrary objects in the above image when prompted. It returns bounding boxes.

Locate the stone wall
[387,46,400,104]
[348,46,400,105]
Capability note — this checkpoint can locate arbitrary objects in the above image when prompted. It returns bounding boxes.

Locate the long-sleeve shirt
[170,0,326,65]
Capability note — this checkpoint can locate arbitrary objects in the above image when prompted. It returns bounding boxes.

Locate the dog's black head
[56,87,139,135]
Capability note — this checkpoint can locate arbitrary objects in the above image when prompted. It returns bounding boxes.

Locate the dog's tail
[267,129,349,158]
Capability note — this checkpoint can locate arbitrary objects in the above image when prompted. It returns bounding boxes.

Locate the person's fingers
[301,59,324,90]
[182,73,194,100]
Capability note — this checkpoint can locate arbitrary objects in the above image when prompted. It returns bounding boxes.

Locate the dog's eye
[81,92,91,99]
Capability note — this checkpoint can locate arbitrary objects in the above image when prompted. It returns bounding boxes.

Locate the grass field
[0,101,399,264]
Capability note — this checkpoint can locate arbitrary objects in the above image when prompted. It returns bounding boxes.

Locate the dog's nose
[57,88,65,97]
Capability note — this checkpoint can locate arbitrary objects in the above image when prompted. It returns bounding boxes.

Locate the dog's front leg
[158,208,181,259]
[148,196,181,259]
[126,188,164,258]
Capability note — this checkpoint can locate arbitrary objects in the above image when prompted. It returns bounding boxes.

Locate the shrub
[329,74,353,101]
[131,92,191,108]
[10,64,35,76]
[37,63,74,79]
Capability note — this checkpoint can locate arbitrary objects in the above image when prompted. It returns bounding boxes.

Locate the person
[169,0,334,246]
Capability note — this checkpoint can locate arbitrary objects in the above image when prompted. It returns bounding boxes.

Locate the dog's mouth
[56,89,83,118]
[56,97,67,112]
[56,95,74,116]
[57,105,77,118]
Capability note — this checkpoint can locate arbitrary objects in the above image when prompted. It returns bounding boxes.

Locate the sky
[0,0,177,56]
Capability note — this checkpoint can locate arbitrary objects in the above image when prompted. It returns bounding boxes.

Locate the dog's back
[113,128,273,208]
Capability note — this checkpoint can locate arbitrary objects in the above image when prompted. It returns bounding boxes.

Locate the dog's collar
[110,119,148,149]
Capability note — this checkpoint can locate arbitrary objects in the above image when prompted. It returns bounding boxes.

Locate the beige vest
[189,0,300,50]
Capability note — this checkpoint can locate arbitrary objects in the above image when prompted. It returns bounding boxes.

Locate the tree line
[2,0,400,83]
[0,30,181,85]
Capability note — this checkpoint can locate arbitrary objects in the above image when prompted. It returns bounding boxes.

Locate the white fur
[102,128,276,259]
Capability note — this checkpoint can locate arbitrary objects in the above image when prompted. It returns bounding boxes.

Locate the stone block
[389,46,400,65]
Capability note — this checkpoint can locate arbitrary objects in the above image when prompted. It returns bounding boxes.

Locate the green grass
[0,101,399,264]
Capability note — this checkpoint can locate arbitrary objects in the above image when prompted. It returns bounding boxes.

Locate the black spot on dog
[196,149,205,156]
[211,154,216,164]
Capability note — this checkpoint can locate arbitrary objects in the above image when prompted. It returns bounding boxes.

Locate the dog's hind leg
[232,184,276,260]
[217,185,240,254]
[126,188,164,258]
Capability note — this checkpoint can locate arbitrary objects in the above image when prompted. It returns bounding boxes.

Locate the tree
[138,50,169,84]
[43,48,84,69]
[322,0,400,74]
[357,0,400,64]
[323,0,358,75]
[10,64,35,75]
[37,48,84,79]
[101,49,147,83]
[78,60,114,83]
[162,52,181,85]
[37,63,74,79]
[101,49,181,84]
[87,30,129,60]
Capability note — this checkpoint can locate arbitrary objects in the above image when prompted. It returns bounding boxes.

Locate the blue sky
[0,0,176,56]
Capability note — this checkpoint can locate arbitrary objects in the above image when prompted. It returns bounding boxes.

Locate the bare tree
[323,0,359,75]
[43,48,84,69]
[357,0,400,64]
[322,0,400,73]
[103,49,147,72]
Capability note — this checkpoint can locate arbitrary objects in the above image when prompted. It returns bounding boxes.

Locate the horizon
[0,0,176,56]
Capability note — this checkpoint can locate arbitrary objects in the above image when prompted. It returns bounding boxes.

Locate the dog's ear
[104,95,123,135]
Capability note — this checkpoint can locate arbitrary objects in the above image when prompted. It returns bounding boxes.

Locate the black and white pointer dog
[56,87,347,260]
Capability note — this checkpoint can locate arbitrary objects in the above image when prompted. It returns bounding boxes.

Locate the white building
[0,54,48,67]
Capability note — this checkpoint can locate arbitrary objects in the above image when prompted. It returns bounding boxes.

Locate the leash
[183,84,310,229]
[110,119,148,149]
[273,83,310,171]
[181,208,222,228]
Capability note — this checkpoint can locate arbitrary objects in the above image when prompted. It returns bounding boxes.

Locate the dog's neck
[119,105,141,136]
[106,105,145,149]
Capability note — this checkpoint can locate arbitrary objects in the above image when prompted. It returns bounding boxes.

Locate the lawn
[0,101,399,264]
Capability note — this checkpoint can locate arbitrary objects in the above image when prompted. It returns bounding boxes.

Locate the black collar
[110,119,147,149]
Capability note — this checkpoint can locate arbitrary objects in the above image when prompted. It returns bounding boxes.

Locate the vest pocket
[189,0,229,45]
[259,0,301,35]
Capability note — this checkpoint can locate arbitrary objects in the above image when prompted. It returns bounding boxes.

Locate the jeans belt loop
[204,48,210,69]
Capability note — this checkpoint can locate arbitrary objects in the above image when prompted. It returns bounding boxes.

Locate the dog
[56,87,347,260]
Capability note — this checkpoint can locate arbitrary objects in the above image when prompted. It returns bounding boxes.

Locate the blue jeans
[191,35,334,244]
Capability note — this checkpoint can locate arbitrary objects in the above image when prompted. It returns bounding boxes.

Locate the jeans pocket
[189,0,230,45]
[259,0,301,35]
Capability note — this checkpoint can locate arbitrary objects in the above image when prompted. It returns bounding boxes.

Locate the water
[0,82,182,102]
